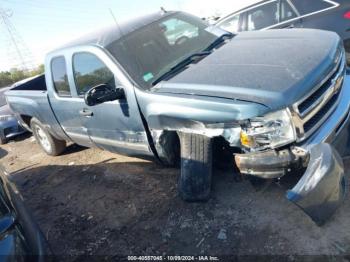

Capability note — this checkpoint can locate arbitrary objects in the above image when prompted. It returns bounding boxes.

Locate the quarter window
[246,1,279,31]
[218,14,241,33]
[51,56,71,97]
[73,53,115,96]
[291,0,335,15]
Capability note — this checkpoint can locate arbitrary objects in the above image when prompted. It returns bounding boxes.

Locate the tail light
[344,11,350,19]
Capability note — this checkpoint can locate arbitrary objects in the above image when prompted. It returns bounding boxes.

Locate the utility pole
[0,6,36,71]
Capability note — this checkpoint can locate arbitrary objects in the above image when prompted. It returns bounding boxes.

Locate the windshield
[106,12,220,89]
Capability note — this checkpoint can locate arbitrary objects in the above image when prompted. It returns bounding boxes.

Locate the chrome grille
[291,49,346,142]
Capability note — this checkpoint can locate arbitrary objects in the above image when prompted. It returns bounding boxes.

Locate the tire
[178,132,213,202]
[30,118,66,156]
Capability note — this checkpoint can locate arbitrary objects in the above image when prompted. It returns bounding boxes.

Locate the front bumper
[234,74,350,225]
[287,143,346,225]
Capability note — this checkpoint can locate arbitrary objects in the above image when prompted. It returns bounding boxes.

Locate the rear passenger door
[289,0,339,30]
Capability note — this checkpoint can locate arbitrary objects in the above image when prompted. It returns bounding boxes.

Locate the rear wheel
[31,118,66,156]
[178,132,213,201]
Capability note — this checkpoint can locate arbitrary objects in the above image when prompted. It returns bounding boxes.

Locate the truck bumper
[235,74,350,225]
[287,143,346,225]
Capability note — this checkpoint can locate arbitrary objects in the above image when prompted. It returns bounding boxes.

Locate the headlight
[240,109,296,151]
[0,115,12,122]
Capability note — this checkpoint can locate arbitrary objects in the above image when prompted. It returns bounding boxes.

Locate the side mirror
[84,84,125,106]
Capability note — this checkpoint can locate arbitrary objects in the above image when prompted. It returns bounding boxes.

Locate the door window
[280,0,298,22]
[246,1,279,30]
[51,56,71,97]
[218,14,241,33]
[291,0,335,15]
[73,52,115,96]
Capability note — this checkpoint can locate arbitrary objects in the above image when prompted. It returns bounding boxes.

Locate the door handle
[79,109,93,117]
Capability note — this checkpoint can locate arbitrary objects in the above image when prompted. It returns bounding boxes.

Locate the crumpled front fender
[287,143,347,226]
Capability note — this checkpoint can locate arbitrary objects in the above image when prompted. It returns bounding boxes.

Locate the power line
[0,5,36,71]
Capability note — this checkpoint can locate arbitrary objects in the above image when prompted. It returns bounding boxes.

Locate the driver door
[71,51,150,155]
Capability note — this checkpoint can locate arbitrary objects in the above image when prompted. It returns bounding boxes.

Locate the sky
[0,0,259,71]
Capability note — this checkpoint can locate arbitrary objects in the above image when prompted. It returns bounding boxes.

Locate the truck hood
[152,29,341,110]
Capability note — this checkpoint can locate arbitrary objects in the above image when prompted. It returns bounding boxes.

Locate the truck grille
[291,49,346,141]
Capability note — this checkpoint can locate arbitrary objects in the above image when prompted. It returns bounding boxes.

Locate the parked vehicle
[0,86,25,144]
[0,150,50,259]
[216,0,350,62]
[5,11,350,225]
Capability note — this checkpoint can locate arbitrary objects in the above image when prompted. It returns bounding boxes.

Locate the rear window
[291,0,335,15]
[51,56,71,97]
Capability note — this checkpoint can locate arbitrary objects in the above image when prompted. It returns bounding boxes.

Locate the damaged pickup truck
[5,11,350,225]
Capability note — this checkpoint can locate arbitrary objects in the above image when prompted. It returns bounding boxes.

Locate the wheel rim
[35,125,51,152]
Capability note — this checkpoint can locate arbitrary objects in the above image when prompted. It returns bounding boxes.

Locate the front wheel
[31,118,66,156]
[178,132,213,202]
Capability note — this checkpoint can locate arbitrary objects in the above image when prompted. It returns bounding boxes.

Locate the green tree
[0,64,45,89]
[29,64,45,76]
[9,68,26,83]
[0,71,12,87]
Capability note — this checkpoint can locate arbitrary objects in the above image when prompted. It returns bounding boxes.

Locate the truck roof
[50,10,177,54]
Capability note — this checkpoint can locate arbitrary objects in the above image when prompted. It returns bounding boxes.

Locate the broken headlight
[240,109,296,151]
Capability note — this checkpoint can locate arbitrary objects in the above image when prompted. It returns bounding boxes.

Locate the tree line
[0,65,45,89]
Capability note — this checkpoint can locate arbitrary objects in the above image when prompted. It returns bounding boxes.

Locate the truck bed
[5,75,69,141]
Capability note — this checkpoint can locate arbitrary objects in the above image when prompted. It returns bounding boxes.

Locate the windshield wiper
[204,33,234,52]
[152,51,211,86]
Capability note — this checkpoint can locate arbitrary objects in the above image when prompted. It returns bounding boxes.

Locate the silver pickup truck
[5,11,350,225]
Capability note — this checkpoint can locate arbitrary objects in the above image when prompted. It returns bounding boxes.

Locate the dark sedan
[0,87,25,144]
[216,0,350,62]
[0,161,51,260]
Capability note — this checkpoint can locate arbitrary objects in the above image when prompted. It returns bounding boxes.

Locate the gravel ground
[0,133,350,260]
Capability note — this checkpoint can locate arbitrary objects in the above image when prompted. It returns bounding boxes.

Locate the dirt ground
[1,133,350,259]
